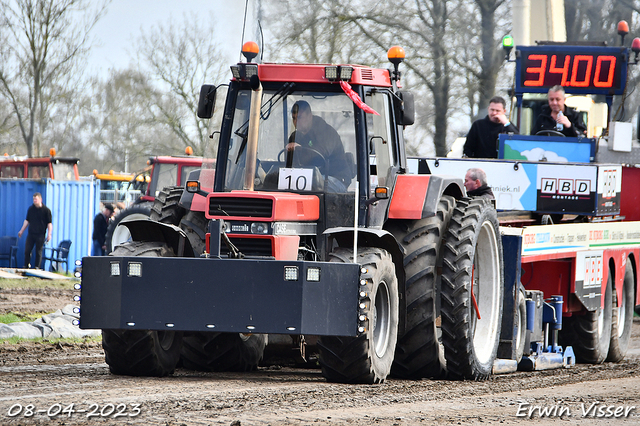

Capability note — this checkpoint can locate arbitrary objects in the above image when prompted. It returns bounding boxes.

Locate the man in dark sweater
[18,192,52,269]
[287,100,352,192]
[531,86,587,137]
[464,168,495,199]
[92,203,115,256]
[463,96,519,158]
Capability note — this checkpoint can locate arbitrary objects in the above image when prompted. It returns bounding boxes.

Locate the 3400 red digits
[6,403,141,418]
[523,53,618,88]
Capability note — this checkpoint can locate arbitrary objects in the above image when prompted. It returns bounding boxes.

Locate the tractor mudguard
[323,227,405,287]
[388,174,464,220]
[119,218,195,258]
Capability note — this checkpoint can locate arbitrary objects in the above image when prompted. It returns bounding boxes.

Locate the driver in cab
[531,85,587,137]
[286,100,352,192]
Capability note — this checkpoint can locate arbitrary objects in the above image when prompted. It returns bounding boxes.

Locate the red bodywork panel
[620,166,640,221]
[253,64,392,87]
[206,191,319,221]
[189,169,216,213]
[521,248,640,314]
[388,175,430,219]
[205,234,300,261]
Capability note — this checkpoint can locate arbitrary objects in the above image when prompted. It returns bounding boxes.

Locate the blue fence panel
[0,178,100,270]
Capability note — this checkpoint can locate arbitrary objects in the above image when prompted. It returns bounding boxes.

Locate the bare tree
[134,12,229,157]
[0,0,108,157]
[84,69,165,173]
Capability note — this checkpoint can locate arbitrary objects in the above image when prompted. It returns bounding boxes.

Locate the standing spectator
[18,192,52,269]
[92,204,115,256]
[463,96,519,158]
[464,168,495,199]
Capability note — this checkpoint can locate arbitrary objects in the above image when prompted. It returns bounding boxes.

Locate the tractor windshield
[224,89,357,193]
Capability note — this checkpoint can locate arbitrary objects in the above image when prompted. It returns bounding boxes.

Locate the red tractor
[105,149,213,252]
[80,41,639,384]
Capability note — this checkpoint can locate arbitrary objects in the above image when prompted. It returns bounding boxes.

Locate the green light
[502,35,514,48]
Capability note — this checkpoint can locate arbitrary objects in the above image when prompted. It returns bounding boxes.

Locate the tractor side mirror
[197,84,217,119]
[396,91,415,126]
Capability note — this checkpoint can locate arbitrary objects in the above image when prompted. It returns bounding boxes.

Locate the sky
[87,0,253,78]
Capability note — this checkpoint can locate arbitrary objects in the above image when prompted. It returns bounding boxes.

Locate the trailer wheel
[514,285,527,363]
[318,248,399,384]
[101,241,182,376]
[607,260,634,362]
[180,332,267,371]
[105,204,152,253]
[150,186,186,224]
[387,195,454,379]
[440,198,504,380]
[562,271,612,363]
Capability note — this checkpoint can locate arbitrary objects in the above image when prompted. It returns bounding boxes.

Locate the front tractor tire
[101,242,182,376]
[180,332,267,372]
[105,204,152,253]
[441,198,504,380]
[387,195,455,379]
[318,248,399,384]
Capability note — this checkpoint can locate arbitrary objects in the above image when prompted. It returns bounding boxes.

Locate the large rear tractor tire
[180,332,267,371]
[607,259,634,362]
[150,186,186,225]
[318,248,399,384]
[561,270,612,363]
[151,186,207,255]
[102,242,182,376]
[105,204,152,253]
[441,198,504,380]
[387,195,454,379]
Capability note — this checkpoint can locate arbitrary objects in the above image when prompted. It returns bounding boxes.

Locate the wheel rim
[515,295,525,354]
[373,280,391,358]
[471,221,501,365]
[618,285,627,338]
[157,331,175,351]
[598,303,605,338]
[112,213,150,248]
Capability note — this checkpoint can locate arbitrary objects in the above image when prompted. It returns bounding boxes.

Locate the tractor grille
[223,237,273,257]
[209,197,273,218]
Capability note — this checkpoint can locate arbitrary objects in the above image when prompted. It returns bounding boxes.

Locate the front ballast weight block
[79,255,365,338]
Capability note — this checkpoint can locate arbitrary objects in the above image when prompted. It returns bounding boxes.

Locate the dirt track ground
[1,283,640,425]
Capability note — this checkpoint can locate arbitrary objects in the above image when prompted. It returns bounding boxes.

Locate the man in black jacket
[531,86,587,137]
[463,96,519,158]
[464,168,495,199]
[18,192,52,268]
[92,204,115,256]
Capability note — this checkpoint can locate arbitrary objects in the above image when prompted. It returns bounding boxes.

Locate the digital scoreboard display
[515,45,629,95]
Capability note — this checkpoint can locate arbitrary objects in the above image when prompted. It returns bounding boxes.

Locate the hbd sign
[540,178,591,198]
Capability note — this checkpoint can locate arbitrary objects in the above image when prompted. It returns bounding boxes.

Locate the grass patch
[0,335,102,345]
[0,277,77,290]
[0,312,42,324]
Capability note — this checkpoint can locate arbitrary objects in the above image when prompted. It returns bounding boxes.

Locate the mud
[1,285,639,425]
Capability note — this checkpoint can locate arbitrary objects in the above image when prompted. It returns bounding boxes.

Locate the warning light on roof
[387,46,405,64]
[502,35,514,61]
[49,148,56,157]
[632,38,640,63]
[185,146,193,156]
[242,41,259,63]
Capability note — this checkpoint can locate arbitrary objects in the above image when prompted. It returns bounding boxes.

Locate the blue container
[0,178,100,271]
